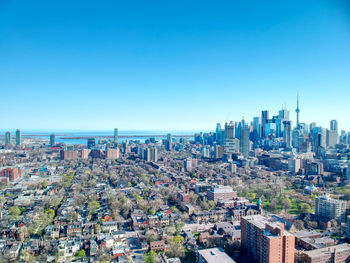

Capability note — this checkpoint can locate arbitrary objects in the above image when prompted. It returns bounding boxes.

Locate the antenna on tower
[296,92,300,128]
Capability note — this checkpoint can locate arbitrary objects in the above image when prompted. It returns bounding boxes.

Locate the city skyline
[1,0,350,130]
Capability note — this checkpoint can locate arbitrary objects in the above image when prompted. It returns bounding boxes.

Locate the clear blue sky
[1,0,350,131]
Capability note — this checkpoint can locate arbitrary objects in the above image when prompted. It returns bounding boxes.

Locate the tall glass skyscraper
[15,129,21,146]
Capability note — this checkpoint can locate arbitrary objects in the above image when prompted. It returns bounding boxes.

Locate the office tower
[240,125,250,157]
[265,122,277,137]
[314,194,346,223]
[50,134,55,146]
[201,146,210,158]
[309,122,316,133]
[215,123,224,146]
[278,109,290,121]
[311,127,327,153]
[283,121,292,147]
[15,129,22,146]
[5,132,11,145]
[241,215,295,263]
[225,122,235,139]
[87,138,96,149]
[292,129,301,149]
[288,157,301,173]
[296,93,300,128]
[114,128,119,144]
[327,130,339,148]
[347,160,350,181]
[166,133,172,151]
[330,120,338,133]
[261,110,269,138]
[224,122,238,153]
[252,117,260,143]
[214,145,224,159]
[207,185,236,201]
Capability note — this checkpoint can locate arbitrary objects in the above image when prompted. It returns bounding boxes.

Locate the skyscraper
[261,110,269,138]
[114,128,119,144]
[252,117,260,142]
[166,133,172,151]
[283,121,292,148]
[5,132,11,145]
[240,125,250,157]
[225,122,238,153]
[50,134,55,147]
[241,215,295,263]
[330,120,338,133]
[15,129,21,146]
[224,122,235,139]
[215,123,224,146]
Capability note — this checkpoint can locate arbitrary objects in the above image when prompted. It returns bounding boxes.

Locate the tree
[301,203,312,213]
[167,235,185,258]
[294,220,305,230]
[144,251,157,263]
[88,201,100,215]
[76,249,86,258]
[45,209,55,219]
[9,206,21,217]
[175,221,185,234]
[281,197,291,210]
[41,180,48,189]
[269,199,278,212]
[208,200,216,210]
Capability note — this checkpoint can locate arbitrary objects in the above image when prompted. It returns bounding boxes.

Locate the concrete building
[283,121,292,148]
[300,243,350,263]
[197,248,236,263]
[240,125,250,157]
[241,215,295,263]
[185,158,198,171]
[81,149,91,159]
[144,147,158,162]
[1,168,22,182]
[105,148,120,160]
[207,185,237,202]
[288,157,301,174]
[314,194,346,223]
[60,150,78,160]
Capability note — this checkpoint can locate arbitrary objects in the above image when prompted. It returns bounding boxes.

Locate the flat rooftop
[303,243,350,258]
[198,248,236,263]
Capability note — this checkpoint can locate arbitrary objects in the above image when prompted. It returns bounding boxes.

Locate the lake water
[0,130,199,145]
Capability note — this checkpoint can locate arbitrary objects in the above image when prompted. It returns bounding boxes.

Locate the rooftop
[198,248,236,263]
